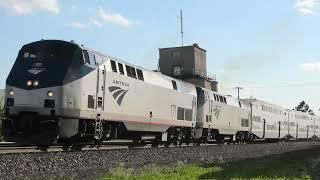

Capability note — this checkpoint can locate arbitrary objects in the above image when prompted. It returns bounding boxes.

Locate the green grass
[102,158,312,180]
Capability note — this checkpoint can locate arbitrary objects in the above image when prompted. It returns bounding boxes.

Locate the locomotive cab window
[88,52,96,65]
[8,40,82,89]
[110,60,117,73]
[82,50,90,64]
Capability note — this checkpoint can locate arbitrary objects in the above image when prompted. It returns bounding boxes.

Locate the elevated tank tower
[158,43,218,91]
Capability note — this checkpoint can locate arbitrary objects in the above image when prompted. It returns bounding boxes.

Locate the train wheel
[216,135,224,144]
[62,144,71,151]
[71,145,85,151]
[151,142,159,148]
[164,142,170,148]
[37,145,49,151]
[176,133,183,146]
[151,136,162,147]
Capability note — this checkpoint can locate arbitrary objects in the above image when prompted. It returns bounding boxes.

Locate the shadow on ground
[198,145,320,180]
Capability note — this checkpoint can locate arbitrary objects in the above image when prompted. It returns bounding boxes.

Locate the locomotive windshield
[6,40,80,89]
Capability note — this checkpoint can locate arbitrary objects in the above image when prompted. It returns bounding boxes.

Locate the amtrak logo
[28,69,45,75]
[108,86,128,106]
[28,62,46,75]
[213,107,221,119]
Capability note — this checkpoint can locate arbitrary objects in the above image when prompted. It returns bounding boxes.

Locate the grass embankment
[102,157,311,180]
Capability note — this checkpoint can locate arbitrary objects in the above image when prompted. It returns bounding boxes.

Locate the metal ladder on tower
[94,115,102,140]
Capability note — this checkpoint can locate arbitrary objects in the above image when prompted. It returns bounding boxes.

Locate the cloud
[97,8,132,27]
[89,18,103,27]
[69,7,136,29]
[69,22,89,29]
[300,61,320,72]
[0,0,60,16]
[294,0,320,15]
[217,68,225,74]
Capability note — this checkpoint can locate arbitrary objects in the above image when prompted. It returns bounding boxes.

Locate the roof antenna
[178,10,184,47]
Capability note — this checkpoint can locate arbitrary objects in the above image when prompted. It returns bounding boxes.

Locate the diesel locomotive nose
[5,85,59,116]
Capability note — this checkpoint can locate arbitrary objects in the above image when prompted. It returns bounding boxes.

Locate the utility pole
[235,86,243,100]
[178,10,184,47]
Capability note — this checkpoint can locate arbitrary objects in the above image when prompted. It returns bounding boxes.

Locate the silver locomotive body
[2,40,197,144]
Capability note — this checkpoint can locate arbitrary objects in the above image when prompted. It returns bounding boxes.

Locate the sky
[0,0,320,112]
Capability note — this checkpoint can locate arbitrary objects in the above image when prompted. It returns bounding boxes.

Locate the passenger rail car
[1,39,319,145]
[242,99,288,139]
[195,87,250,143]
[287,110,315,139]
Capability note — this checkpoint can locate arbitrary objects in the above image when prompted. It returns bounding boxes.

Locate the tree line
[294,101,315,115]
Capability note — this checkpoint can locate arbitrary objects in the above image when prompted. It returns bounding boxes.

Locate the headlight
[27,80,32,86]
[47,91,54,97]
[33,80,39,86]
[9,90,14,96]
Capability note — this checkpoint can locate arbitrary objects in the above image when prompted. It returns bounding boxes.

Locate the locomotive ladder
[94,116,103,139]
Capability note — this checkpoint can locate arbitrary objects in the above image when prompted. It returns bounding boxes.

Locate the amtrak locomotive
[2,40,319,145]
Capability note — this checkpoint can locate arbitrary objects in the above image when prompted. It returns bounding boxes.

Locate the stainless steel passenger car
[195,87,250,142]
[242,99,288,139]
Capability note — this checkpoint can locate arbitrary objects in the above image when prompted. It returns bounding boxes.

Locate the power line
[222,82,320,91]
[234,86,243,100]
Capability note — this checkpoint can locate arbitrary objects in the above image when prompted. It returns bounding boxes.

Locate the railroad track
[0,140,227,154]
[0,141,132,154]
[0,139,317,154]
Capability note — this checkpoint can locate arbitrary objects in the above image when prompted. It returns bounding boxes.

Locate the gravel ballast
[0,141,320,179]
